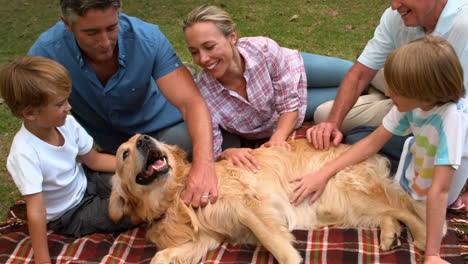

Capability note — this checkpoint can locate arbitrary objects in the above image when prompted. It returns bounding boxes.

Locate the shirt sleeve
[436,105,467,166]
[68,116,94,155]
[357,8,397,70]
[7,151,43,196]
[264,38,302,115]
[382,106,411,136]
[150,25,183,80]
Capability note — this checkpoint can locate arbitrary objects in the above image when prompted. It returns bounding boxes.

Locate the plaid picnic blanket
[0,123,466,263]
[0,200,466,264]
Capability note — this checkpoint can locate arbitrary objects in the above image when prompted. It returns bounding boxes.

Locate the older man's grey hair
[60,0,121,26]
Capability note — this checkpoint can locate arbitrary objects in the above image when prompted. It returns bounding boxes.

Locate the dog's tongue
[146,159,167,175]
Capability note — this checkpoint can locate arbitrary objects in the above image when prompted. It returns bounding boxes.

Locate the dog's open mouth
[136,149,170,185]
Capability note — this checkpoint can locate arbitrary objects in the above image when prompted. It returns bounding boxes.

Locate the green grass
[0,0,389,221]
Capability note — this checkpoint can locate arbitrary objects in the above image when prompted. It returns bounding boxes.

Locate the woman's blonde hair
[0,56,72,118]
[182,5,236,37]
[384,35,465,105]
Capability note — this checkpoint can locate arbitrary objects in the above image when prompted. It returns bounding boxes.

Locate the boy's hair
[182,5,236,38]
[384,35,465,105]
[0,56,72,118]
[60,0,121,26]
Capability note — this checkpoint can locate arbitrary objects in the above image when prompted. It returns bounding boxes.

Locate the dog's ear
[167,144,188,162]
[109,175,126,223]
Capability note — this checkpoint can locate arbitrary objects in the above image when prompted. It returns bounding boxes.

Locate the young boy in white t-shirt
[290,36,468,263]
[0,56,140,264]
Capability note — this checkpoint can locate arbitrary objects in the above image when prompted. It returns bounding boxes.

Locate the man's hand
[220,148,261,173]
[289,170,330,206]
[183,161,218,208]
[306,122,343,150]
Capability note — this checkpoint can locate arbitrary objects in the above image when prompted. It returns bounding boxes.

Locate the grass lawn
[0,0,389,221]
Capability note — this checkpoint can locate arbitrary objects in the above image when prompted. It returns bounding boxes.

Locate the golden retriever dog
[109,134,429,264]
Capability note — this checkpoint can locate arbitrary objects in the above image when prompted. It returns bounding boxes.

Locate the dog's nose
[136,135,151,148]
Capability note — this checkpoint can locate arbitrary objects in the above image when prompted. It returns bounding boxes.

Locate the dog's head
[117,134,171,186]
[109,134,189,222]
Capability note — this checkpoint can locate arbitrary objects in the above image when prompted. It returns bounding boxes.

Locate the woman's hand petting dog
[220,148,261,173]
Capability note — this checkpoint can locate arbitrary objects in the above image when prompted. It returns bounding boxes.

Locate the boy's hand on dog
[289,170,330,206]
[261,140,291,151]
[183,161,218,208]
[220,148,261,173]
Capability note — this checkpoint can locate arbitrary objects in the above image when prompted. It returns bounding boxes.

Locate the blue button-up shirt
[28,13,183,153]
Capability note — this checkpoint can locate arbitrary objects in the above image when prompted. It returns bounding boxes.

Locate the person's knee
[344,125,376,145]
[313,101,334,124]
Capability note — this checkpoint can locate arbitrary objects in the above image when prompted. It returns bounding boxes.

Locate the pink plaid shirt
[196,37,307,158]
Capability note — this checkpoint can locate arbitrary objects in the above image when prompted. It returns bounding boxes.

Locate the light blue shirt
[28,13,184,153]
[383,99,468,205]
[358,0,468,91]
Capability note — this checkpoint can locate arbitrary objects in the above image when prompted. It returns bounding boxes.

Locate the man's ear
[61,16,73,33]
[22,106,38,121]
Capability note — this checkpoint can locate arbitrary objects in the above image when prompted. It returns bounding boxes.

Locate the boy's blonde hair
[384,35,465,105]
[182,5,236,37]
[0,56,72,118]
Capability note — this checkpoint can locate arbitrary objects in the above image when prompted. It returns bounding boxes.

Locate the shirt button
[175,63,179,67]
[131,88,136,92]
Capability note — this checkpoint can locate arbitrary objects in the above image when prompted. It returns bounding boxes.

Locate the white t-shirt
[7,115,93,221]
[358,0,468,91]
[382,99,468,205]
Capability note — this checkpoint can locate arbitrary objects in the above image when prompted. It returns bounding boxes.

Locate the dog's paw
[151,250,175,264]
[379,218,402,251]
[380,233,400,251]
[413,238,426,251]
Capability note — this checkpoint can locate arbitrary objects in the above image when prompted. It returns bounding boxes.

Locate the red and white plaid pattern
[1,125,466,263]
[197,37,307,158]
[1,222,465,263]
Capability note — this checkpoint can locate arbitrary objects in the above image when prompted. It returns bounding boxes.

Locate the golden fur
[110,134,429,264]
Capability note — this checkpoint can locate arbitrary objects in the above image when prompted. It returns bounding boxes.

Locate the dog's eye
[122,150,129,160]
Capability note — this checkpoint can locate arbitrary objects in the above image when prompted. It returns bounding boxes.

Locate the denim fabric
[300,52,353,121]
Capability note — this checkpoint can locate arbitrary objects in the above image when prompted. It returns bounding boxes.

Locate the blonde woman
[183,5,352,172]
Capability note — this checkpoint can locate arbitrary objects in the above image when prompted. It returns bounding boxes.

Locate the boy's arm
[24,193,51,264]
[291,125,393,205]
[79,148,116,173]
[425,165,454,262]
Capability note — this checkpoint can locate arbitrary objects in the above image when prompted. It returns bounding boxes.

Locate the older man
[310,0,468,148]
[306,0,468,261]
[28,0,218,208]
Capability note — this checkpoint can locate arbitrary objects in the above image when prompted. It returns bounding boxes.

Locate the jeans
[300,52,353,121]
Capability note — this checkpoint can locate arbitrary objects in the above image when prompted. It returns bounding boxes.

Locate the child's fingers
[289,177,301,183]
[308,190,321,205]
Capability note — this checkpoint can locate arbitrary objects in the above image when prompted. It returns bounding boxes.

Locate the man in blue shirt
[28,0,217,208]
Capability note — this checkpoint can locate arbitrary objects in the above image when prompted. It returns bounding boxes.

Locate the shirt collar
[117,15,126,66]
[433,0,461,35]
[236,39,257,71]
